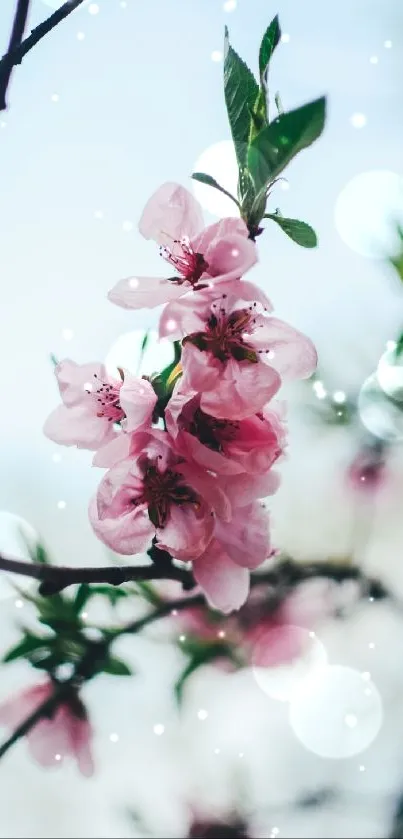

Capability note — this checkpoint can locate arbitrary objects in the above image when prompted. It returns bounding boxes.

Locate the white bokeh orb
[377,348,403,402]
[289,665,383,759]
[251,624,328,702]
[0,512,40,600]
[358,372,403,441]
[105,330,176,379]
[192,140,240,218]
[334,170,403,258]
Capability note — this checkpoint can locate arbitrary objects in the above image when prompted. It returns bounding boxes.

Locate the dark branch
[0,552,196,596]
[0,0,86,112]
[0,0,31,110]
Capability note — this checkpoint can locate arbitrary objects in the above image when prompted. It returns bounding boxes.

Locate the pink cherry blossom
[108,183,258,313]
[166,384,287,475]
[89,431,230,560]
[0,681,94,776]
[44,360,156,457]
[175,288,316,419]
[192,502,272,613]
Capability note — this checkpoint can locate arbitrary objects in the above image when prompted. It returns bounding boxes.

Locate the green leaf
[35,544,51,565]
[50,353,58,367]
[141,331,149,353]
[191,172,240,208]
[175,658,204,705]
[224,27,259,167]
[89,585,129,605]
[264,214,318,247]
[248,96,326,192]
[103,657,133,676]
[238,167,256,217]
[3,634,50,663]
[175,642,234,704]
[259,15,281,79]
[248,88,267,144]
[74,583,92,614]
[395,332,403,359]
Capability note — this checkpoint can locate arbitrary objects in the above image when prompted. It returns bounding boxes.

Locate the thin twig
[0,0,86,112]
[0,0,31,109]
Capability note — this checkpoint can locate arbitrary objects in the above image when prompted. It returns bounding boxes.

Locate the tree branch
[0,0,86,112]
[0,0,31,110]
[0,555,398,763]
[0,552,196,596]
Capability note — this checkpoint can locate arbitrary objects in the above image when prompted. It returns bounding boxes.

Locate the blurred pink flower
[166,386,287,475]
[44,360,156,460]
[348,444,386,493]
[177,288,316,420]
[89,430,230,560]
[108,183,259,315]
[0,682,94,776]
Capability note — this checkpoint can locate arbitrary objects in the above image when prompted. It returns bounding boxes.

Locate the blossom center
[183,306,258,363]
[134,458,200,528]
[161,236,209,287]
[188,407,240,452]
[85,375,125,423]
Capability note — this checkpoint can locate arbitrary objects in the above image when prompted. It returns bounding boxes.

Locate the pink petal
[27,708,72,769]
[192,540,250,613]
[180,430,244,475]
[192,218,257,285]
[200,359,281,421]
[65,713,94,778]
[178,463,232,521]
[120,375,157,433]
[55,360,105,407]
[44,404,114,450]
[157,501,214,560]
[250,316,318,380]
[92,432,132,467]
[108,276,185,310]
[89,496,154,555]
[214,502,271,568]
[0,683,51,728]
[139,182,204,246]
[191,217,248,254]
[180,344,222,393]
[220,471,280,508]
[228,279,273,311]
[159,291,208,340]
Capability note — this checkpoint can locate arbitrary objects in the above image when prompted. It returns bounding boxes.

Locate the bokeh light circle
[251,624,328,702]
[334,170,403,258]
[192,141,240,218]
[358,372,403,441]
[377,348,403,402]
[289,665,383,758]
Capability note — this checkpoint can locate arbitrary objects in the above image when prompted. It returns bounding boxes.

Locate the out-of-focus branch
[0,553,398,762]
[0,0,31,109]
[0,0,86,112]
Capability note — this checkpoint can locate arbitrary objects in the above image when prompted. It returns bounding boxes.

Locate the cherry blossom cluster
[44,183,317,613]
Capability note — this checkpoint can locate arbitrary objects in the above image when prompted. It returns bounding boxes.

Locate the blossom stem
[0,0,86,111]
